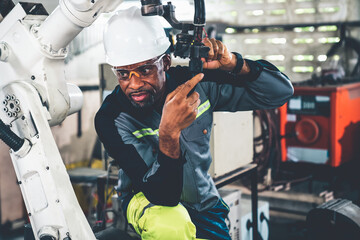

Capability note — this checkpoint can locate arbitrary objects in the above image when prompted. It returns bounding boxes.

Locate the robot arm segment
[0,0,121,126]
[37,0,123,53]
[0,1,124,239]
[0,119,24,151]
[1,0,207,238]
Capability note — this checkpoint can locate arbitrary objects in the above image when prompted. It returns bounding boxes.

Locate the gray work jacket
[95,60,294,212]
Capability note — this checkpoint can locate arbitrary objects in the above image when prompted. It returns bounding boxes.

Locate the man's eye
[118,71,129,78]
[139,66,153,75]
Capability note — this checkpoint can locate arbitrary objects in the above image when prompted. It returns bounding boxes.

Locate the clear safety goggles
[112,54,165,81]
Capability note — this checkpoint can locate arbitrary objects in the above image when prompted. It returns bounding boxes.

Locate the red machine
[279,82,360,167]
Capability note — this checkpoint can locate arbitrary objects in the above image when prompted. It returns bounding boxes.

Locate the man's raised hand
[158,73,204,158]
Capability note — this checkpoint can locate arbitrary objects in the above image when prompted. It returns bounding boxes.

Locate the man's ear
[163,54,171,71]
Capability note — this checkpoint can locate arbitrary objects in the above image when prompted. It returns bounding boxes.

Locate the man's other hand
[202,38,236,71]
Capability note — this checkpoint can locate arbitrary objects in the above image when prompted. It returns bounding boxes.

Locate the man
[95,6,293,240]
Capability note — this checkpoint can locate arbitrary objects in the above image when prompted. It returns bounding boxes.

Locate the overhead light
[225,28,236,34]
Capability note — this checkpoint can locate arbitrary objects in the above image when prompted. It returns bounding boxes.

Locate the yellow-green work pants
[127,192,197,240]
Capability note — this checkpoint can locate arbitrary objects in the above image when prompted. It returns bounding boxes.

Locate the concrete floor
[0,217,308,240]
[2,161,360,240]
[270,216,307,240]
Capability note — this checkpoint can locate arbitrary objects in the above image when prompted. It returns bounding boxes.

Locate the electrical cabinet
[280,82,360,167]
[240,199,270,240]
[209,111,253,178]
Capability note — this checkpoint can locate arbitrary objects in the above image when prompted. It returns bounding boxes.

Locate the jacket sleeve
[202,59,294,111]
[94,88,184,206]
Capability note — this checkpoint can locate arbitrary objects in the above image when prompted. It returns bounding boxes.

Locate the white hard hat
[103,6,170,66]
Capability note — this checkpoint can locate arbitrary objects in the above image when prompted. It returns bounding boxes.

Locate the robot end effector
[141,0,210,74]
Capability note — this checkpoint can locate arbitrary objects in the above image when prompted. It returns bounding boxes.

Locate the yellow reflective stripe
[220,198,230,212]
[132,128,159,138]
[132,99,210,139]
[196,99,211,119]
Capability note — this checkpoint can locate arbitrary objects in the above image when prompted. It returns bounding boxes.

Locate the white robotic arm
[38,0,121,53]
[0,0,207,238]
[0,1,122,239]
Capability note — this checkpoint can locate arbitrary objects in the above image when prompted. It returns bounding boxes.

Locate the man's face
[113,54,170,109]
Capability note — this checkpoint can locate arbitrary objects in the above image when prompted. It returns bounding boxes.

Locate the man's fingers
[187,91,200,105]
[192,98,201,117]
[216,40,225,60]
[223,44,230,57]
[202,57,211,69]
[210,38,218,60]
[203,38,214,60]
[193,98,201,109]
[167,84,185,100]
[179,73,204,97]
[169,73,204,100]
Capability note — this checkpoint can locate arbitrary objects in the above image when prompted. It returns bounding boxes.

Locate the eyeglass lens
[113,54,165,80]
[114,64,158,80]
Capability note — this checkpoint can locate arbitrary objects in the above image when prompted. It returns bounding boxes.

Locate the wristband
[231,52,244,74]
[243,59,264,82]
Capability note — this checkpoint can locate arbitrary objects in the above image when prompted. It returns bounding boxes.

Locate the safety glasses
[112,54,165,81]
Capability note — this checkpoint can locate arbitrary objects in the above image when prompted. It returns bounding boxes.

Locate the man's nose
[128,71,144,89]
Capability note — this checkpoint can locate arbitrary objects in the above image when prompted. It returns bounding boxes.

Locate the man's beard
[129,91,155,109]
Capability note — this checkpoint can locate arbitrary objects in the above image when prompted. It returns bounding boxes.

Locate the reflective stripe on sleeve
[132,128,159,138]
[132,100,210,139]
[196,99,211,119]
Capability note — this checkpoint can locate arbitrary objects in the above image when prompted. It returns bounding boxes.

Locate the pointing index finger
[179,73,204,97]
